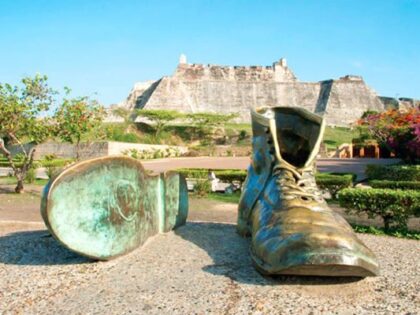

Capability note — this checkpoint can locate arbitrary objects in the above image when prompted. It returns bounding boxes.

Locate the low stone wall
[7,142,108,160]
[6,141,188,160]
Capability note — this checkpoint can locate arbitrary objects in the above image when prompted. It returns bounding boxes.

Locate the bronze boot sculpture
[41,156,188,260]
[238,107,379,276]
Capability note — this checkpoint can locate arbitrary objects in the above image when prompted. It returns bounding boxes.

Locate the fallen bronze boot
[238,107,379,276]
[41,156,188,260]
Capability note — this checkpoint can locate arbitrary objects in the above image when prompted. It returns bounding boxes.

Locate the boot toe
[251,209,379,277]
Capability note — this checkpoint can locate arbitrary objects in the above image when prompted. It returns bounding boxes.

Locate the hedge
[177,168,247,183]
[369,180,420,190]
[39,159,74,168]
[316,173,353,199]
[212,170,247,183]
[366,164,420,181]
[338,188,420,230]
[0,157,24,167]
[178,168,354,198]
[0,157,73,168]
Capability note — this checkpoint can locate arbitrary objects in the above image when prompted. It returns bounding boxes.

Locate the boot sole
[250,247,379,277]
[41,156,188,260]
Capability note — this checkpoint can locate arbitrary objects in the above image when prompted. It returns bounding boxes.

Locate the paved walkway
[0,157,399,181]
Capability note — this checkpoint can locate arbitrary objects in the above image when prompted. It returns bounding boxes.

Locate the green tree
[54,95,105,160]
[0,74,55,193]
[112,107,136,132]
[187,112,237,139]
[137,109,183,138]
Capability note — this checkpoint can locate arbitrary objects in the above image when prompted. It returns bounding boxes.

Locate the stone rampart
[119,56,386,126]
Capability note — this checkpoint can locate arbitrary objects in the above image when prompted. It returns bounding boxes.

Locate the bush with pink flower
[358,108,420,163]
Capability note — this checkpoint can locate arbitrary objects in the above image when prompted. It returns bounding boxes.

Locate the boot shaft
[238,107,326,232]
[251,106,326,169]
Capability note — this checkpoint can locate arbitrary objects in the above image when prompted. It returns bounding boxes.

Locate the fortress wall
[175,64,276,82]
[144,78,321,121]
[122,58,387,126]
[324,79,384,125]
[275,82,321,112]
[119,80,156,109]
[174,61,296,83]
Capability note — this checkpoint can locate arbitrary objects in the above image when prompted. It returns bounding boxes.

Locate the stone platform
[0,219,418,314]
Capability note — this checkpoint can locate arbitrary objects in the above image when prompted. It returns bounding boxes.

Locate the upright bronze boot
[238,107,379,277]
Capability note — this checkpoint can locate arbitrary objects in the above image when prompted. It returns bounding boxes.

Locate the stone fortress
[118,55,414,126]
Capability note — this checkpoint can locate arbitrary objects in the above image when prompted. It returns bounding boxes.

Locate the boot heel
[41,156,188,260]
[160,171,189,232]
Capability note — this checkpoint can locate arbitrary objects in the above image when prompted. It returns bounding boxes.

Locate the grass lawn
[207,191,241,204]
[0,177,49,186]
[323,126,358,150]
[224,124,357,150]
[104,121,357,153]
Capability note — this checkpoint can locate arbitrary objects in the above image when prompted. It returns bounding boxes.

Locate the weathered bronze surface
[238,107,379,277]
[41,156,188,260]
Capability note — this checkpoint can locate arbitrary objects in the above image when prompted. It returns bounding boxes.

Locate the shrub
[358,108,420,162]
[214,170,247,184]
[122,147,181,160]
[0,157,23,167]
[40,158,73,179]
[239,130,248,141]
[192,172,212,197]
[182,150,200,157]
[0,157,72,178]
[114,133,140,143]
[369,180,420,190]
[316,173,353,199]
[177,168,208,178]
[178,169,247,184]
[25,167,36,184]
[366,164,420,181]
[153,150,162,159]
[338,188,420,230]
[103,124,140,143]
[41,158,73,179]
[45,166,58,179]
[39,158,73,168]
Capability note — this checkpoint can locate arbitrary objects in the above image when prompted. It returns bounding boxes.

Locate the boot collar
[251,106,326,169]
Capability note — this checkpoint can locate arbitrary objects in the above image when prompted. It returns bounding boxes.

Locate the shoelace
[272,163,323,201]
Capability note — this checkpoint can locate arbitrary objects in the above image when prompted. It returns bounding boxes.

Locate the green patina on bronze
[238,107,379,277]
[41,156,188,260]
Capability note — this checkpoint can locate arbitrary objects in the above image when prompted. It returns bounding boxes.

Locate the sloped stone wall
[121,58,386,126]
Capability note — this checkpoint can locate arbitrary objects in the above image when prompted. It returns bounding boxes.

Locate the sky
[0,0,419,106]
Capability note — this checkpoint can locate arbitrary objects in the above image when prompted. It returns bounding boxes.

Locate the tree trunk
[1,137,38,194]
[383,216,391,232]
[75,141,80,160]
[15,179,24,193]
